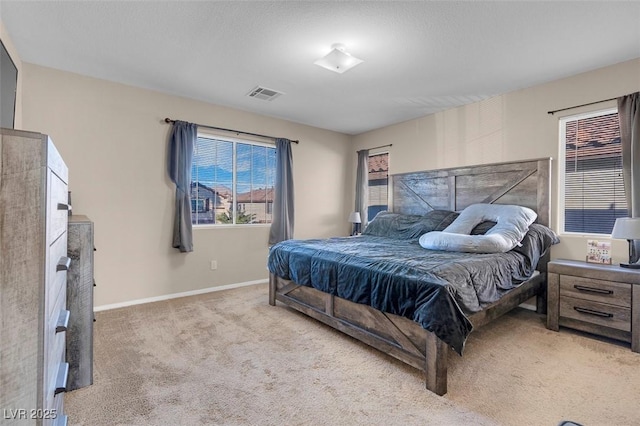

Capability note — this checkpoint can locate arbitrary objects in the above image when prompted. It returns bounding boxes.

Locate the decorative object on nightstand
[586,239,611,264]
[349,211,362,236]
[611,217,640,268]
[547,259,640,353]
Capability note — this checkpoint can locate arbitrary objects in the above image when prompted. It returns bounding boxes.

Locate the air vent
[246,86,284,101]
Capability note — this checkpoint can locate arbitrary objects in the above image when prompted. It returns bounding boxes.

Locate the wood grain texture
[558,317,631,343]
[467,272,545,329]
[0,130,45,421]
[548,259,640,351]
[632,286,639,352]
[66,216,95,391]
[0,128,69,425]
[547,259,640,284]
[391,157,552,226]
[559,276,631,308]
[270,158,552,395]
[559,296,630,332]
[271,274,430,372]
[547,272,560,331]
[425,331,447,396]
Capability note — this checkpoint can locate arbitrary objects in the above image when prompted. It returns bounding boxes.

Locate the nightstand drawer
[560,275,631,307]
[560,296,631,332]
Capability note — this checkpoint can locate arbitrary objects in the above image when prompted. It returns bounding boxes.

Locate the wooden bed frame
[269,158,552,395]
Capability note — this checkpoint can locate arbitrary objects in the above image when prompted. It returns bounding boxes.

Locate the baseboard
[94,279,268,312]
[519,295,538,311]
[519,302,537,311]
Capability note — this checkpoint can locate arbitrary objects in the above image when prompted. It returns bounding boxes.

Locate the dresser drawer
[47,170,69,244]
[47,233,69,319]
[560,295,631,332]
[46,287,69,342]
[49,392,66,426]
[44,331,67,412]
[560,275,631,307]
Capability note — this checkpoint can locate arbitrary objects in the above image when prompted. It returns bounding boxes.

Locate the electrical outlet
[210,260,218,270]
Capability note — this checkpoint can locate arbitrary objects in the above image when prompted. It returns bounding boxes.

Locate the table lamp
[611,217,640,269]
[348,211,362,236]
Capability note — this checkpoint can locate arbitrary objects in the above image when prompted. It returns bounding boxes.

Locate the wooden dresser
[66,215,95,391]
[0,128,70,425]
[547,258,640,352]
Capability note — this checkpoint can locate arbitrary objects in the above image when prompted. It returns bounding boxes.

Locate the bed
[268,158,554,395]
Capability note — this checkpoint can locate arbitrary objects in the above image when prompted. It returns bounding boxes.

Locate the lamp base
[620,262,640,269]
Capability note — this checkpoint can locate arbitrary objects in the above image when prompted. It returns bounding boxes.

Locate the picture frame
[586,239,612,264]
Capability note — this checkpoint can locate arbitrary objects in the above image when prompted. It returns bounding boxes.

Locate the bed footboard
[269,270,546,396]
[269,273,449,395]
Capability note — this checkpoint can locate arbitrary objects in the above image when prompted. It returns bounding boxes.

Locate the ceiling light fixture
[314,43,363,74]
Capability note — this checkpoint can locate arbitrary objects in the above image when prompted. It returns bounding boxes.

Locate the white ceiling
[1,1,640,135]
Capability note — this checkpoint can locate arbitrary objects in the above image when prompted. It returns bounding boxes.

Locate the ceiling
[1,1,639,135]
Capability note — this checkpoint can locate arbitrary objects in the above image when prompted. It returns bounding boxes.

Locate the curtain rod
[547,97,618,115]
[164,118,299,144]
[362,143,392,151]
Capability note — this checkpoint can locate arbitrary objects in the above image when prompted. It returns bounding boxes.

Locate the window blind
[191,136,275,225]
[563,111,627,234]
[368,153,389,220]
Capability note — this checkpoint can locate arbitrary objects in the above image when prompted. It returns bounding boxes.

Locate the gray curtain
[269,138,294,245]
[618,92,640,262]
[355,149,370,226]
[168,120,197,252]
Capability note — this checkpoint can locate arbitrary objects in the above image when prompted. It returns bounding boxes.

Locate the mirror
[0,39,18,129]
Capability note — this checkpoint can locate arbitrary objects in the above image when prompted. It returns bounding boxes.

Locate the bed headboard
[391,158,552,226]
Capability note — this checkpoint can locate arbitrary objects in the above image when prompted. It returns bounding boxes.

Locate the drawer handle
[574,285,613,295]
[57,202,71,211]
[54,362,69,395]
[56,256,71,272]
[573,306,614,318]
[56,309,70,333]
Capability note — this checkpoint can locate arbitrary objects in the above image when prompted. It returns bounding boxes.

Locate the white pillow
[418,203,537,253]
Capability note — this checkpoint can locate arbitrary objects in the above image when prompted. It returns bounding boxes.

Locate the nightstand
[547,259,640,352]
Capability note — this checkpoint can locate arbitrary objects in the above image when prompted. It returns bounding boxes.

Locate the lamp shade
[348,212,362,224]
[611,218,640,240]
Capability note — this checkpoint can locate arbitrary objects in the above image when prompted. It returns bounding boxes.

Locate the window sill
[559,231,613,239]
[193,224,271,230]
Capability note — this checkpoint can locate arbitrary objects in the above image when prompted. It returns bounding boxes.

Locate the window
[191,198,210,214]
[191,133,276,225]
[368,152,389,220]
[560,108,627,235]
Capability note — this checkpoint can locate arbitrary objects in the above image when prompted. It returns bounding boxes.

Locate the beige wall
[0,20,22,128]
[15,46,640,306]
[352,58,640,265]
[21,64,351,307]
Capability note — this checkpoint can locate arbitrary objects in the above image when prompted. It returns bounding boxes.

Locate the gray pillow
[363,211,422,239]
[363,210,458,240]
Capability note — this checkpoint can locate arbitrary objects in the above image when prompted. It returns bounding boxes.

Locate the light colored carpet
[65,283,640,425]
